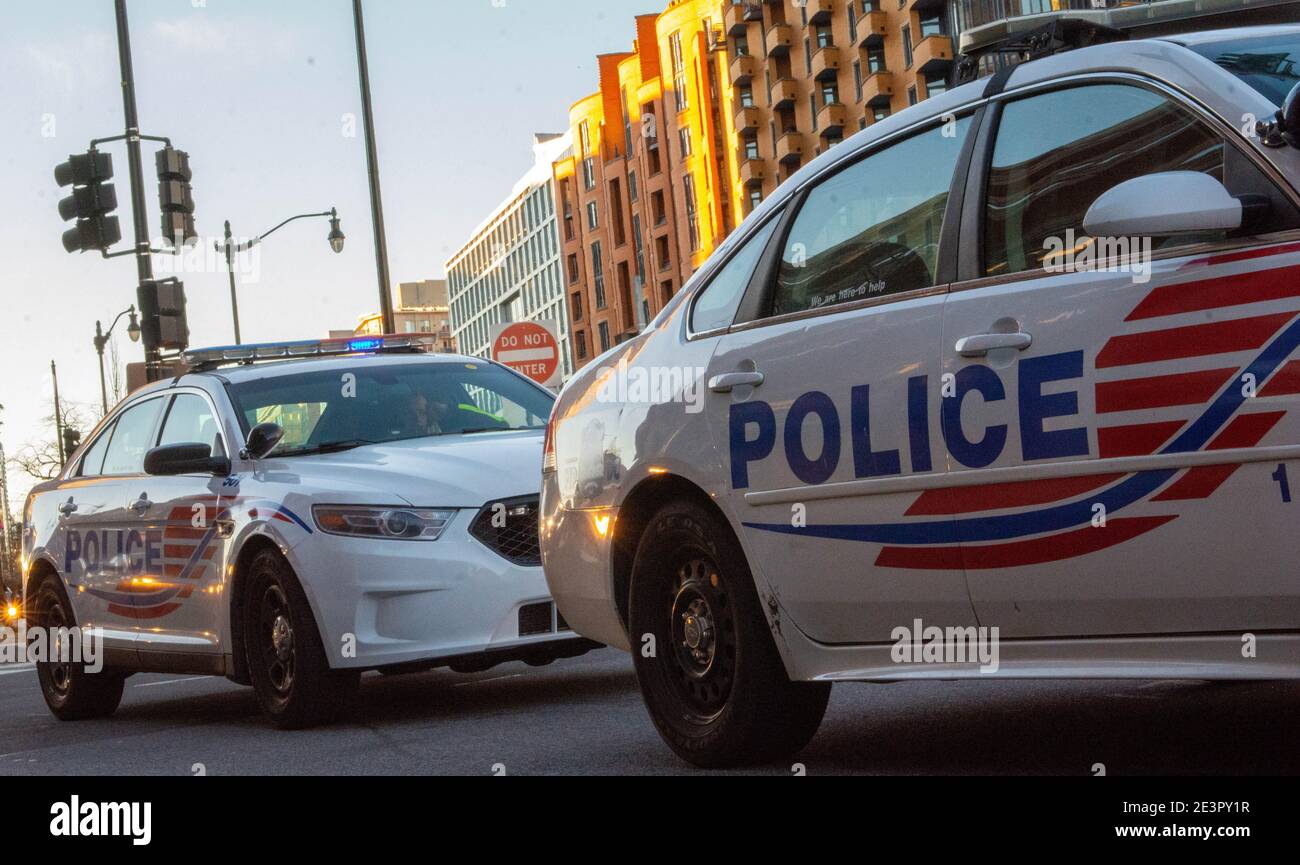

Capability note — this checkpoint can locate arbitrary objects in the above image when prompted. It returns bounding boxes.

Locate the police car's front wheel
[629,501,830,768]
[30,577,125,721]
[243,549,359,729]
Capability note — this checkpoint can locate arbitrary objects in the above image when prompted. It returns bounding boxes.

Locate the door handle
[58,499,78,516]
[708,371,766,394]
[128,496,153,514]
[955,332,1033,358]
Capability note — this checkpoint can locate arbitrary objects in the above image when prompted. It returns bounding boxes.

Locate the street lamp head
[328,208,345,254]
[127,307,141,343]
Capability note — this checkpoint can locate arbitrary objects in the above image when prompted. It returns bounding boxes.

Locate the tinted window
[1187,35,1300,106]
[77,423,114,478]
[228,361,554,457]
[772,117,971,316]
[159,393,225,456]
[691,216,779,332]
[100,398,164,476]
[985,84,1224,277]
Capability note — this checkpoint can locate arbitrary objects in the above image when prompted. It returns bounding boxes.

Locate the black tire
[29,576,125,721]
[628,500,831,768]
[242,549,359,729]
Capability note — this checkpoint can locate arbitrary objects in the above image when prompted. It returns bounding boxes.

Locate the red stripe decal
[1096,313,1294,369]
[877,516,1177,570]
[1095,368,1236,414]
[906,474,1124,516]
[1152,464,1240,501]
[107,603,182,620]
[1127,264,1300,321]
[1097,421,1185,458]
[1208,411,1285,450]
[1178,241,1300,271]
[1262,360,1300,397]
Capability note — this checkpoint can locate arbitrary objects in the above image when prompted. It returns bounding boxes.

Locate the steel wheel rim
[258,583,295,696]
[39,590,73,696]
[664,554,737,720]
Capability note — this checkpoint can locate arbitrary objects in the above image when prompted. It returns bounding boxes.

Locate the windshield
[1188,34,1300,106]
[228,360,554,457]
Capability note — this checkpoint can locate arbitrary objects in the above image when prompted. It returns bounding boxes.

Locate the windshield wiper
[277,439,375,457]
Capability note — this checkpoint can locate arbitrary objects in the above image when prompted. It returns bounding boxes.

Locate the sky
[0,0,654,508]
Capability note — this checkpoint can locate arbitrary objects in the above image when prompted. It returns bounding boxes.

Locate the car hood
[266,429,544,508]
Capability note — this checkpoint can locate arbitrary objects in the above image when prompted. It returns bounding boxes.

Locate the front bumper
[288,510,585,669]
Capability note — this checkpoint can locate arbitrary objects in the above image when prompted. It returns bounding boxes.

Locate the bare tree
[108,339,126,412]
[9,399,98,482]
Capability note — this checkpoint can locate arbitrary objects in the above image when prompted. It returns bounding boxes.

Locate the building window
[571,292,583,321]
[628,171,638,202]
[744,137,760,160]
[747,184,762,213]
[734,34,749,56]
[866,45,886,73]
[924,72,948,99]
[587,200,599,230]
[567,253,579,283]
[822,81,839,106]
[804,37,813,75]
[575,330,587,359]
[849,5,858,42]
[815,27,833,49]
[582,156,596,190]
[670,32,689,112]
[919,12,946,39]
[902,25,913,67]
[591,241,606,309]
[598,321,610,352]
[907,85,918,106]
[853,60,863,102]
[873,104,891,122]
[683,174,700,253]
[578,120,591,156]
[810,94,819,131]
[739,85,754,107]
[679,127,693,159]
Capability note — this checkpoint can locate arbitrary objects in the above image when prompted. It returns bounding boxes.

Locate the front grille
[469,496,541,566]
[518,602,553,637]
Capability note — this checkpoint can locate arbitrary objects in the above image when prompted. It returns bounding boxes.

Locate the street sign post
[490,320,562,389]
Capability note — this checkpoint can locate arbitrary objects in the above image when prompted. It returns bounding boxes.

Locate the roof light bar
[184,334,436,370]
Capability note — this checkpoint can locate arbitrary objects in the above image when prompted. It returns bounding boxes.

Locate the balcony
[817,102,847,136]
[771,78,799,110]
[734,104,762,135]
[857,10,888,47]
[811,45,842,81]
[738,158,767,186]
[765,23,793,57]
[861,70,893,106]
[730,53,758,85]
[908,0,947,13]
[775,131,807,166]
[724,1,763,35]
[807,0,834,26]
[912,34,954,74]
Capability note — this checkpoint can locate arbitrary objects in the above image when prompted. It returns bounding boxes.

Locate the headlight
[312,506,456,541]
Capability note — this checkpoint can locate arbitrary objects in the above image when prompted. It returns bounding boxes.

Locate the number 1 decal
[1273,463,1292,503]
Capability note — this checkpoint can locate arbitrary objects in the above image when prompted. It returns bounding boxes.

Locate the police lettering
[64,529,164,576]
[729,351,1089,489]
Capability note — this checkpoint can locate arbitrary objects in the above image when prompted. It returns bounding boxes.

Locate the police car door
[942,79,1300,637]
[129,390,231,657]
[79,395,167,641]
[706,114,978,644]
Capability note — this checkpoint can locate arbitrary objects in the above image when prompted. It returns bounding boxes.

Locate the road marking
[0,665,36,676]
[133,676,212,688]
[453,673,523,688]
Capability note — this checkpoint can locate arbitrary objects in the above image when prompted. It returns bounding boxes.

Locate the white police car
[23,335,596,727]
[541,25,1300,766]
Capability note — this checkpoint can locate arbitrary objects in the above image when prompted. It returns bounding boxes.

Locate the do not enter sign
[490,320,562,388]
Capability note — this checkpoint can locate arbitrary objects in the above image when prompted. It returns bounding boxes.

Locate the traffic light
[61,428,82,462]
[156,146,196,249]
[139,278,189,353]
[54,150,120,253]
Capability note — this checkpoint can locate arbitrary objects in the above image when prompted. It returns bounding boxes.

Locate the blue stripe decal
[744,314,1300,546]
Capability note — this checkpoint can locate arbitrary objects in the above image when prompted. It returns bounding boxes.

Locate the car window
[228,361,555,456]
[691,216,780,333]
[159,393,225,457]
[984,84,1225,277]
[771,116,971,317]
[77,422,114,478]
[1186,34,1300,107]
[100,398,164,476]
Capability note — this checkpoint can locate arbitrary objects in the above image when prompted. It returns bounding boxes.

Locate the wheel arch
[611,473,743,631]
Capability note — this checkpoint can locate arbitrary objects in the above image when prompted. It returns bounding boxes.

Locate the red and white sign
[490,319,563,388]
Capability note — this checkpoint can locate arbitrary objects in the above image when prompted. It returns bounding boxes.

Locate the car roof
[1160,24,1300,46]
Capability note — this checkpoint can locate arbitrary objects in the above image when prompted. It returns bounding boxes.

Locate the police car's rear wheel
[30,577,125,721]
[629,501,830,768]
[243,549,359,729]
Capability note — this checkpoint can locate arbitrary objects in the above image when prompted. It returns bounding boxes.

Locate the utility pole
[113,0,160,380]
[352,0,396,334]
[51,361,66,468]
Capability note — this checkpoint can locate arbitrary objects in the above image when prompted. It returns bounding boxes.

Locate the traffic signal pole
[113,0,161,381]
[352,0,396,334]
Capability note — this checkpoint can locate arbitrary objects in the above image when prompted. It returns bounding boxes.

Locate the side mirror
[1083,171,1243,238]
[144,443,230,477]
[243,422,284,460]
[1258,81,1300,148]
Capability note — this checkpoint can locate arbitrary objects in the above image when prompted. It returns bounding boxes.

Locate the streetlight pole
[94,306,142,415]
[216,209,345,345]
[352,0,396,334]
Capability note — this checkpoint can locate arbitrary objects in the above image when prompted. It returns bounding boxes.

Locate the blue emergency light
[183,334,435,370]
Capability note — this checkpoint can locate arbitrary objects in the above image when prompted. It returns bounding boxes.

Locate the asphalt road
[1,648,1297,776]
